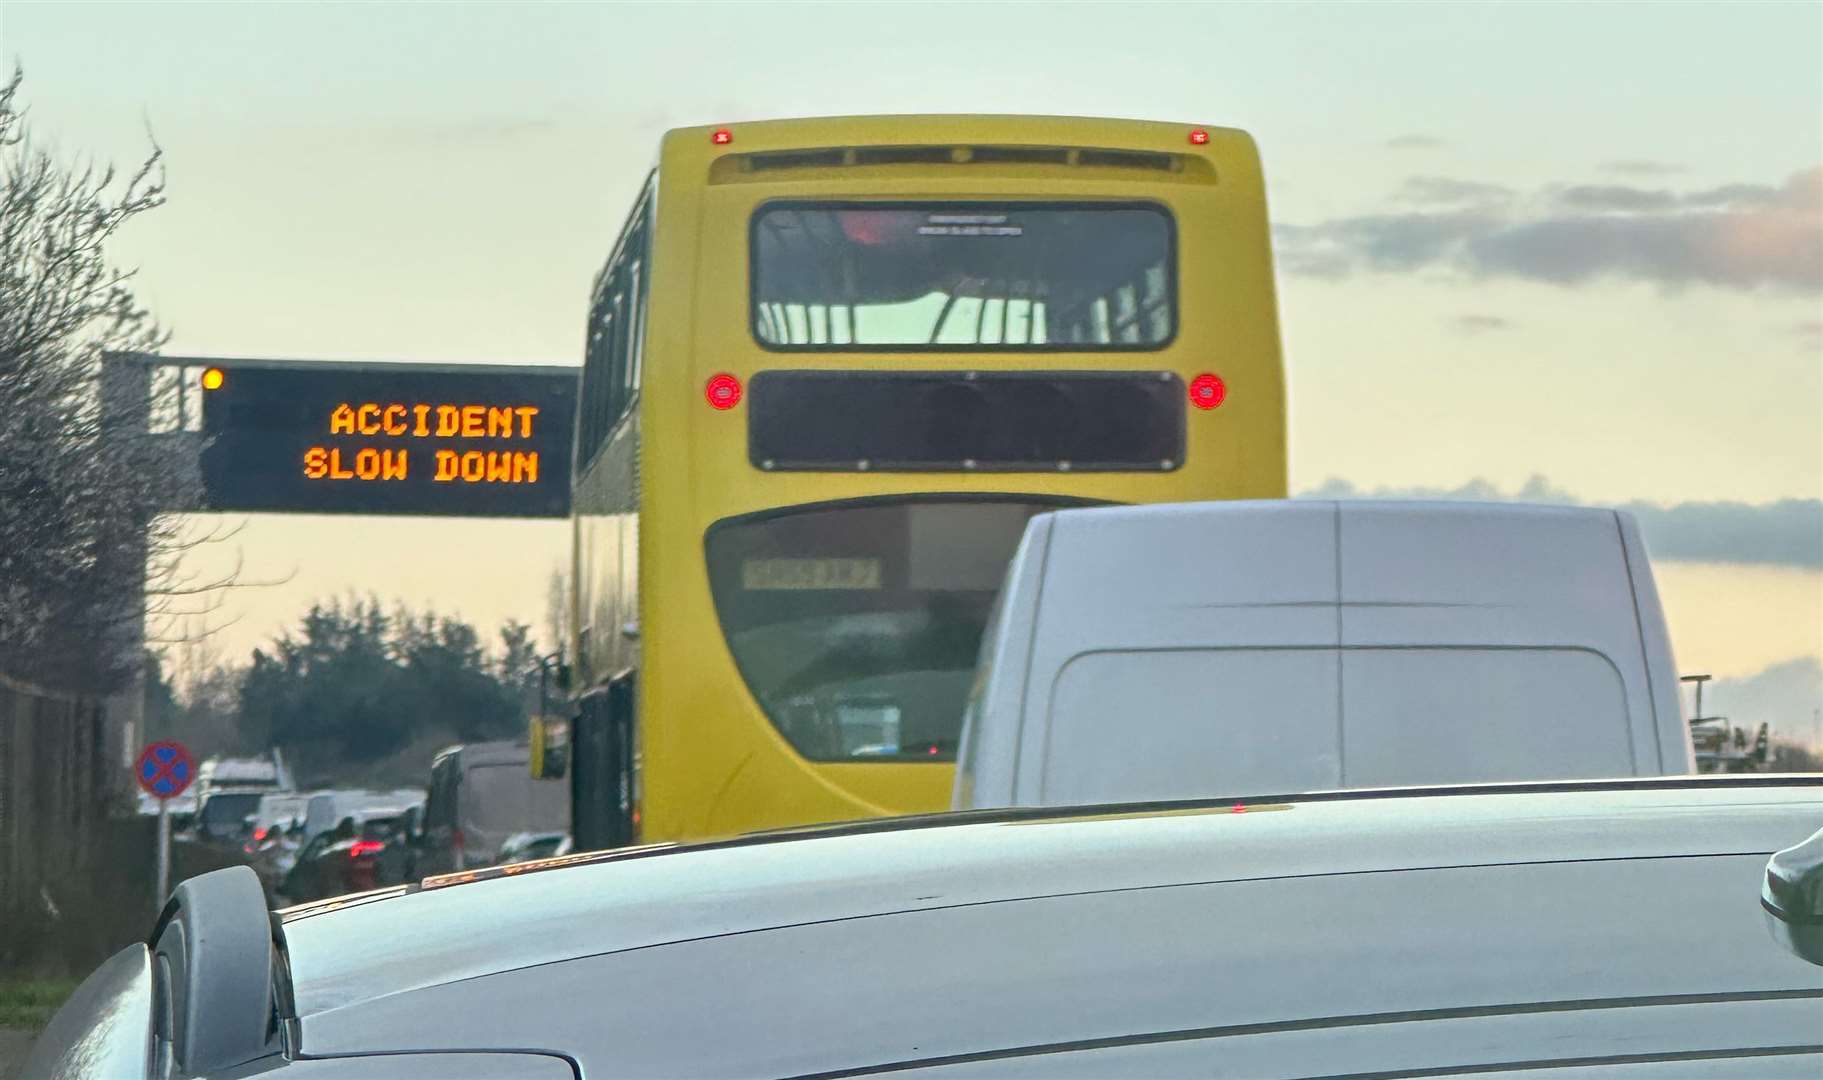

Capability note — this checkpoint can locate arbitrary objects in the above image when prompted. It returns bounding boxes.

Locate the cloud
[1706,657,1823,751]
[1554,184,1678,212]
[1276,166,1823,292]
[1297,475,1823,568]
[1450,314,1511,334]
[1398,176,1514,206]
[1602,159,1686,177]
[1624,499,1823,568]
[1386,134,1446,150]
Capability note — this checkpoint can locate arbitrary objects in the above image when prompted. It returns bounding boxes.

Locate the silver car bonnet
[283,780,1823,1036]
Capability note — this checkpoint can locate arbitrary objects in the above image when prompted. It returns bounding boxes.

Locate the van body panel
[1040,648,1342,803]
[1039,500,1338,620]
[958,500,1691,809]
[1617,513,1693,772]
[1340,647,1635,786]
[420,742,571,876]
[955,517,1052,810]
[1336,502,1666,777]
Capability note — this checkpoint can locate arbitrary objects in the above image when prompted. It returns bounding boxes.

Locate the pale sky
[3,2,1820,732]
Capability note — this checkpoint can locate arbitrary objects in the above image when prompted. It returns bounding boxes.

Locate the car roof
[280,776,1823,1021]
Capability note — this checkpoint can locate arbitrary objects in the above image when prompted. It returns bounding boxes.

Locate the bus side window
[599,216,648,432]
[577,179,653,470]
[585,306,608,460]
[626,261,645,395]
[608,286,630,417]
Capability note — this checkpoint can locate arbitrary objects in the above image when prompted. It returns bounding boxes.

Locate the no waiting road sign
[135,740,195,799]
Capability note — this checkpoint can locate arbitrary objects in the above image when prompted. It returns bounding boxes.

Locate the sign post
[135,740,195,909]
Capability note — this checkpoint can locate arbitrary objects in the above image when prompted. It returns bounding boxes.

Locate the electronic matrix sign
[194,360,577,518]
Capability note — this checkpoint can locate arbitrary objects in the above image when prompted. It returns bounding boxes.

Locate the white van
[954,500,1693,809]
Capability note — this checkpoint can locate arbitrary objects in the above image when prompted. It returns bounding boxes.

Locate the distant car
[194,755,286,792]
[191,787,270,845]
[276,811,416,904]
[299,789,426,847]
[242,792,311,854]
[24,776,1823,1079]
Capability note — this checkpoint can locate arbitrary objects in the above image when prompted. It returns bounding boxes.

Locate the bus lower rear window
[751,202,1176,350]
[749,370,1185,472]
[705,498,1082,763]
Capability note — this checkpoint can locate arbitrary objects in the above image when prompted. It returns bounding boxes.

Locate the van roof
[1031,498,1644,639]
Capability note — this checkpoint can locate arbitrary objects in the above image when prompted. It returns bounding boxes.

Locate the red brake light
[711,128,732,145]
[1189,373,1226,410]
[705,373,742,410]
[1189,129,1210,146]
[348,839,385,858]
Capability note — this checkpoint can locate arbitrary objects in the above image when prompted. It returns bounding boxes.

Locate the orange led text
[303,447,409,481]
[327,402,541,439]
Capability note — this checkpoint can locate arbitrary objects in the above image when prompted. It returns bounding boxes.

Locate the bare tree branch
[0,64,216,692]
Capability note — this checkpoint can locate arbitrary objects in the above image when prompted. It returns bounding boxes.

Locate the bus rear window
[705,498,1083,762]
[751,202,1175,350]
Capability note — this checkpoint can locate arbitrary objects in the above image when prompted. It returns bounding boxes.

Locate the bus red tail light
[706,373,743,410]
[1189,373,1226,410]
[711,128,733,145]
[349,839,385,858]
[1189,129,1210,146]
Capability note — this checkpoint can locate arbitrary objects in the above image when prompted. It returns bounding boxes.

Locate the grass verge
[0,978,80,1033]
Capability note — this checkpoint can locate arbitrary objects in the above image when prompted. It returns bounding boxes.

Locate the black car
[277,814,416,904]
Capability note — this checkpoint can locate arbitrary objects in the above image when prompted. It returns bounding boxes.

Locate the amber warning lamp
[200,367,226,391]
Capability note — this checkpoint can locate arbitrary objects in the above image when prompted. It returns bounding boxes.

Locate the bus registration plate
[742,557,882,591]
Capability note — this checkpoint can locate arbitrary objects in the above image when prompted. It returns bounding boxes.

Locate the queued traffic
[23,115,1823,1079]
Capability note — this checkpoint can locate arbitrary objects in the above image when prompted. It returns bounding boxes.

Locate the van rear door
[1336,503,1655,782]
[1022,501,1342,804]
[461,760,570,865]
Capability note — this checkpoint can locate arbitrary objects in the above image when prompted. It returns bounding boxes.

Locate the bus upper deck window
[751,202,1176,351]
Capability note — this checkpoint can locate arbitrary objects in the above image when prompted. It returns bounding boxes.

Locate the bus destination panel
[198,362,577,517]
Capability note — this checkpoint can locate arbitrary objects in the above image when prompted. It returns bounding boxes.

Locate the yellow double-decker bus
[566,115,1286,848]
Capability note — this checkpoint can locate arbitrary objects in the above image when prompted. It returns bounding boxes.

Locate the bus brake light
[1189,373,1226,410]
[706,373,743,410]
[711,128,733,145]
[1189,129,1210,146]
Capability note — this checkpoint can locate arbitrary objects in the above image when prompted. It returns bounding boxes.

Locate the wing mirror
[1762,825,1823,966]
